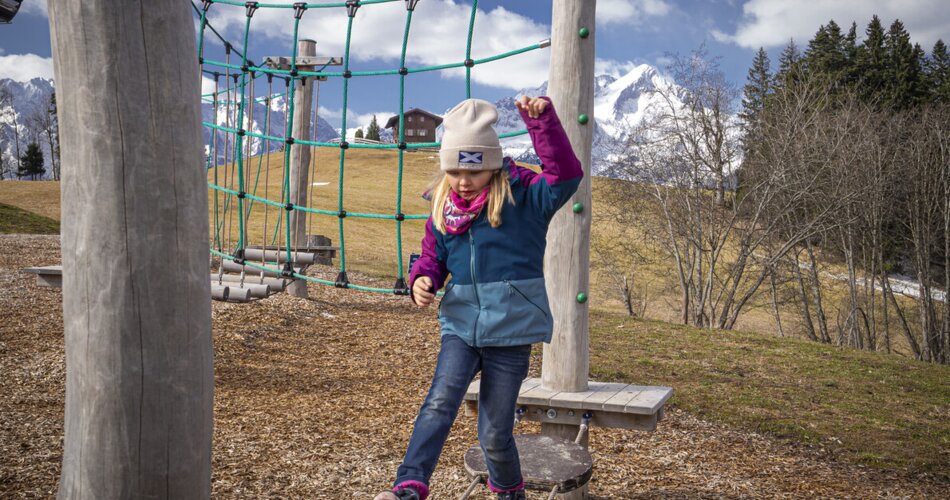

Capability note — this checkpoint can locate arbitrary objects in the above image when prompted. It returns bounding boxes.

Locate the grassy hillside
[0,181,61,221]
[0,202,59,234]
[590,312,950,477]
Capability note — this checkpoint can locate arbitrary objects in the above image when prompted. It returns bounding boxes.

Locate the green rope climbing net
[196,0,547,294]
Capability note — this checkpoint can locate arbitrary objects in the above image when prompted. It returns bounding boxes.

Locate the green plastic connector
[578,27,590,38]
[578,114,589,124]
[572,202,584,214]
[576,292,588,303]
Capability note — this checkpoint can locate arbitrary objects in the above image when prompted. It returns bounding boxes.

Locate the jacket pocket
[506,280,549,318]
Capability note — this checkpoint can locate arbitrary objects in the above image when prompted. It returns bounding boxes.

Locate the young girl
[376,95,583,500]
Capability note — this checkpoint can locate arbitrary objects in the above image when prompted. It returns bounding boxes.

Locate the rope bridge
[195,0,548,299]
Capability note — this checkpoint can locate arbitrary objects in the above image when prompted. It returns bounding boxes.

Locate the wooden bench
[464,377,672,431]
[23,265,63,288]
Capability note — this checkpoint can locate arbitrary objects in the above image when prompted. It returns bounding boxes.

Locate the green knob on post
[578,27,590,38]
[572,202,584,214]
[578,114,589,124]
[576,292,588,304]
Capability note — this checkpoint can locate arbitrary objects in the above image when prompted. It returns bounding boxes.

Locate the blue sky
[1,1,948,133]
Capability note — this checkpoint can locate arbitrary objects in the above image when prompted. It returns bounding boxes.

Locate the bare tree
[591,188,656,317]
[605,56,855,330]
[0,85,23,179]
[897,105,949,363]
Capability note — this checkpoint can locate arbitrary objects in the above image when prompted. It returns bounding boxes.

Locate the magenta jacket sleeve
[408,216,448,304]
[512,96,584,219]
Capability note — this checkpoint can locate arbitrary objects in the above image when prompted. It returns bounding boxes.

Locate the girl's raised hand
[412,276,435,307]
[515,95,549,119]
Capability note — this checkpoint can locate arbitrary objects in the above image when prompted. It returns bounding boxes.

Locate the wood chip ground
[1,235,946,498]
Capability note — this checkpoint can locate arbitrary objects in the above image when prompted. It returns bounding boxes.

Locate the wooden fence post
[50,1,213,497]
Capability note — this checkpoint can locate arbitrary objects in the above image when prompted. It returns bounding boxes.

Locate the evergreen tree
[354,127,364,139]
[804,20,849,89]
[741,47,771,130]
[843,22,860,86]
[366,114,381,141]
[924,39,950,103]
[19,142,44,180]
[737,47,772,202]
[774,39,802,91]
[884,19,924,109]
[855,15,888,103]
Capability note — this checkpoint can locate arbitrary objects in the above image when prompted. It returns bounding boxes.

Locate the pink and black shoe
[374,481,428,500]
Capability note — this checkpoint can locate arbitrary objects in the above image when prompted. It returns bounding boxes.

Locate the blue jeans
[395,334,531,491]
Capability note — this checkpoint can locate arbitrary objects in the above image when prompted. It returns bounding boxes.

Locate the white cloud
[655,55,675,69]
[716,0,950,49]
[19,0,48,17]
[597,0,672,26]
[204,0,550,90]
[201,75,217,96]
[0,54,54,81]
[595,58,640,78]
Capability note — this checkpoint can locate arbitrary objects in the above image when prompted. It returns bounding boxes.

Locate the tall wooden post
[287,39,317,298]
[49,1,213,498]
[542,0,596,498]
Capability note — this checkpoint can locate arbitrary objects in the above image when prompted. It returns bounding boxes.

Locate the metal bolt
[546,408,558,419]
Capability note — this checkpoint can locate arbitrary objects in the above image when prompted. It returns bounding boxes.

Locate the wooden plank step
[23,265,63,288]
[464,377,673,431]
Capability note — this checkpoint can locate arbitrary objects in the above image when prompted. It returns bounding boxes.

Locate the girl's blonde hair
[430,168,515,234]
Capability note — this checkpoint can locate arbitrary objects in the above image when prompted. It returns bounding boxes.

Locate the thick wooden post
[287,39,317,298]
[542,0,596,498]
[50,1,213,498]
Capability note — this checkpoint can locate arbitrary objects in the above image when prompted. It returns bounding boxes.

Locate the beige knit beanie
[439,98,503,171]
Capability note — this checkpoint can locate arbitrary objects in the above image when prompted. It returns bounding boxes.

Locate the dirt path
[1,235,945,498]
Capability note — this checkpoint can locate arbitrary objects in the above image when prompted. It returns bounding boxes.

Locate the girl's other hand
[412,276,435,307]
[515,95,549,119]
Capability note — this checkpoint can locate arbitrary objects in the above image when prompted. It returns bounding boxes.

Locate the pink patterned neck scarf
[443,189,489,234]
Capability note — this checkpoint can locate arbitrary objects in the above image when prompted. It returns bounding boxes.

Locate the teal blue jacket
[410,99,583,347]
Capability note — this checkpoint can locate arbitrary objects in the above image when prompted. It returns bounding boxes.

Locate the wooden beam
[286,39,317,298]
[49,1,213,497]
[262,55,343,70]
[541,4,597,497]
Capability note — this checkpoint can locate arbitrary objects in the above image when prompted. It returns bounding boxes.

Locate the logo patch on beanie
[459,151,483,165]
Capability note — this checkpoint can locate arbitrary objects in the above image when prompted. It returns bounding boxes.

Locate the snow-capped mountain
[0,78,56,179]
[201,94,340,166]
[440,64,686,175]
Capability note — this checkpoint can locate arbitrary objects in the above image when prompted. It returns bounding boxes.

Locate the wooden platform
[23,265,63,288]
[464,377,673,431]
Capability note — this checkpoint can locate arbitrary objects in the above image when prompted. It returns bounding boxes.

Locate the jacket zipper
[506,280,549,317]
[469,229,481,346]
